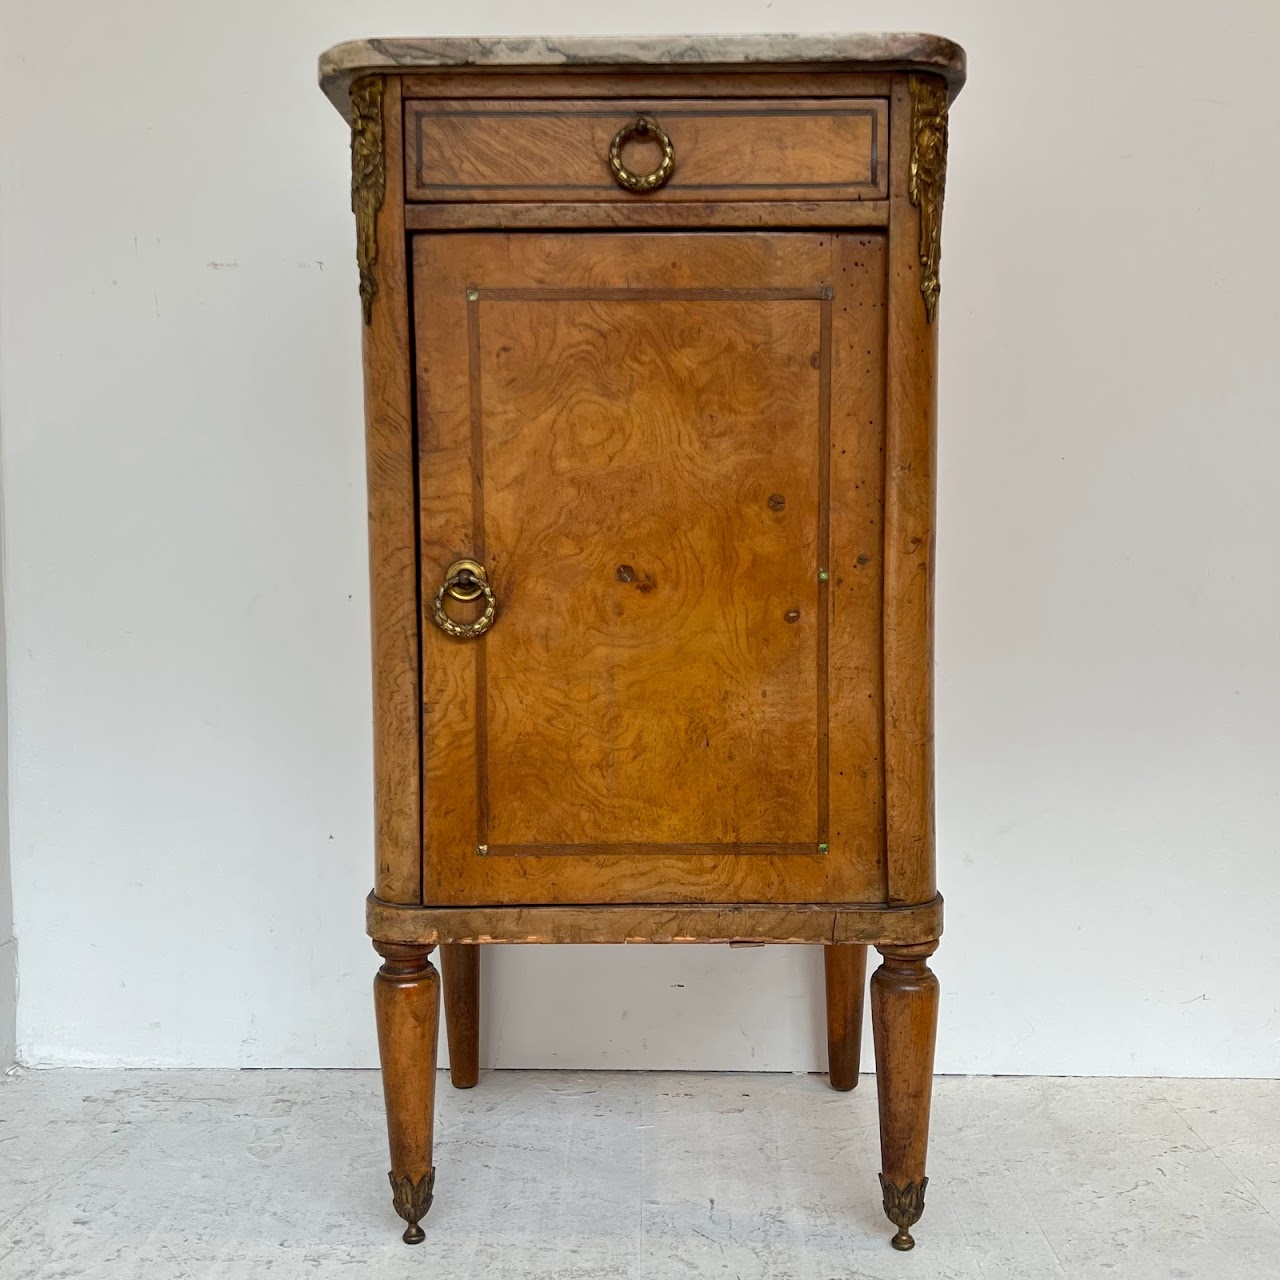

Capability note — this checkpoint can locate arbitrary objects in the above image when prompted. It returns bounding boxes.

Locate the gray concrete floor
[0,1069,1276,1279]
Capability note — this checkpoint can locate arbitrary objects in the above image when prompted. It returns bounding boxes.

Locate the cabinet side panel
[360,76,422,902]
[829,234,889,903]
[883,76,939,905]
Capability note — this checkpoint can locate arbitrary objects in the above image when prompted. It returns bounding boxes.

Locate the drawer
[404,98,888,202]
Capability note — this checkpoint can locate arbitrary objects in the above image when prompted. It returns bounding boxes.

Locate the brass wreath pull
[607,116,675,193]
[431,559,496,640]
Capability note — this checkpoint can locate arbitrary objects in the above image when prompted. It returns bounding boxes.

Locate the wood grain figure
[405,98,888,202]
[358,75,420,902]
[415,231,885,907]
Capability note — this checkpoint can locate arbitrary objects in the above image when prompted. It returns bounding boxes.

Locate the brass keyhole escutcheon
[607,116,675,193]
[432,559,496,640]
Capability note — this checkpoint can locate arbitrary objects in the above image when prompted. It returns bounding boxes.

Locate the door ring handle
[607,116,675,193]
[431,559,496,640]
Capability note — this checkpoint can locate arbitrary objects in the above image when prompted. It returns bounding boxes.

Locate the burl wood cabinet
[319,33,965,1252]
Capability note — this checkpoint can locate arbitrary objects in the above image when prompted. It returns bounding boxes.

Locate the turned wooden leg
[823,943,867,1091]
[870,940,939,1251]
[441,943,480,1089]
[373,941,440,1245]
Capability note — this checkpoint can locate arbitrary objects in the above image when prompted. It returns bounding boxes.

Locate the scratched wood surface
[400,70,895,101]
[405,98,888,203]
[360,77,421,903]
[404,201,891,232]
[883,78,939,905]
[414,231,887,905]
[367,894,944,946]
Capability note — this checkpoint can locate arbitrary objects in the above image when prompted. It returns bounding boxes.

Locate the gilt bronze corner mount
[908,75,949,323]
[350,76,386,325]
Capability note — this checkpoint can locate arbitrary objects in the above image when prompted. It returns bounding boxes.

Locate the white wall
[1,1,1277,1075]
[0,556,11,1067]
[0,159,12,1067]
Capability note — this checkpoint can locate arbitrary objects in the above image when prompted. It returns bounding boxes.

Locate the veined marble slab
[319,33,966,120]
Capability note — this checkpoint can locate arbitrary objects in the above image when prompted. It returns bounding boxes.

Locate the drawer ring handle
[431,559,496,640]
[607,116,675,193]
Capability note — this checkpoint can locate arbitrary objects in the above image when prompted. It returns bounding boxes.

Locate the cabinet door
[415,232,886,905]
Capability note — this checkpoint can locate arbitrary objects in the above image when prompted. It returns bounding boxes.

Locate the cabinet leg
[870,941,939,1251]
[441,943,480,1089]
[373,941,440,1245]
[823,943,867,1091]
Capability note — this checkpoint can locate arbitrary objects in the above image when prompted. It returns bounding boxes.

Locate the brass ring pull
[431,559,496,640]
[607,116,675,193]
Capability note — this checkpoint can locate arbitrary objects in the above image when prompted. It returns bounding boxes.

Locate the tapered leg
[823,943,867,1091]
[373,941,441,1244]
[870,940,939,1251]
[441,943,480,1088]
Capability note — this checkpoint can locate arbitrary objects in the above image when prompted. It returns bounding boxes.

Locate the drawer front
[414,230,888,907]
[404,98,888,202]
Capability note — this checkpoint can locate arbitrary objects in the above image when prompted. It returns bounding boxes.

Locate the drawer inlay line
[412,103,881,194]
[466,282,832,859]
[481,843,828,858]
[466,290,490,849]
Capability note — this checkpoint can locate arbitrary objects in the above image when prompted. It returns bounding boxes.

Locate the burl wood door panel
[415,232,886,905]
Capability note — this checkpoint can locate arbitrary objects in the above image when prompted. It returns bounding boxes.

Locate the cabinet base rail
[367,892,943,947]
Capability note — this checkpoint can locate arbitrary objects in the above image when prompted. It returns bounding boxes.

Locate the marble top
[319,33,966,120]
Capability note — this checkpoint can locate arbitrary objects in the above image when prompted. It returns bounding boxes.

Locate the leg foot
[880,1173,928,1250]
[441,943,480,1088]
[823,943,867,1090]
[389,1170,436,1244]
[871,941,939,1250]
[374,941,441,1244]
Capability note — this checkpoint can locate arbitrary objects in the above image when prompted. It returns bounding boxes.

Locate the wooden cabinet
[320,32,965,1253]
